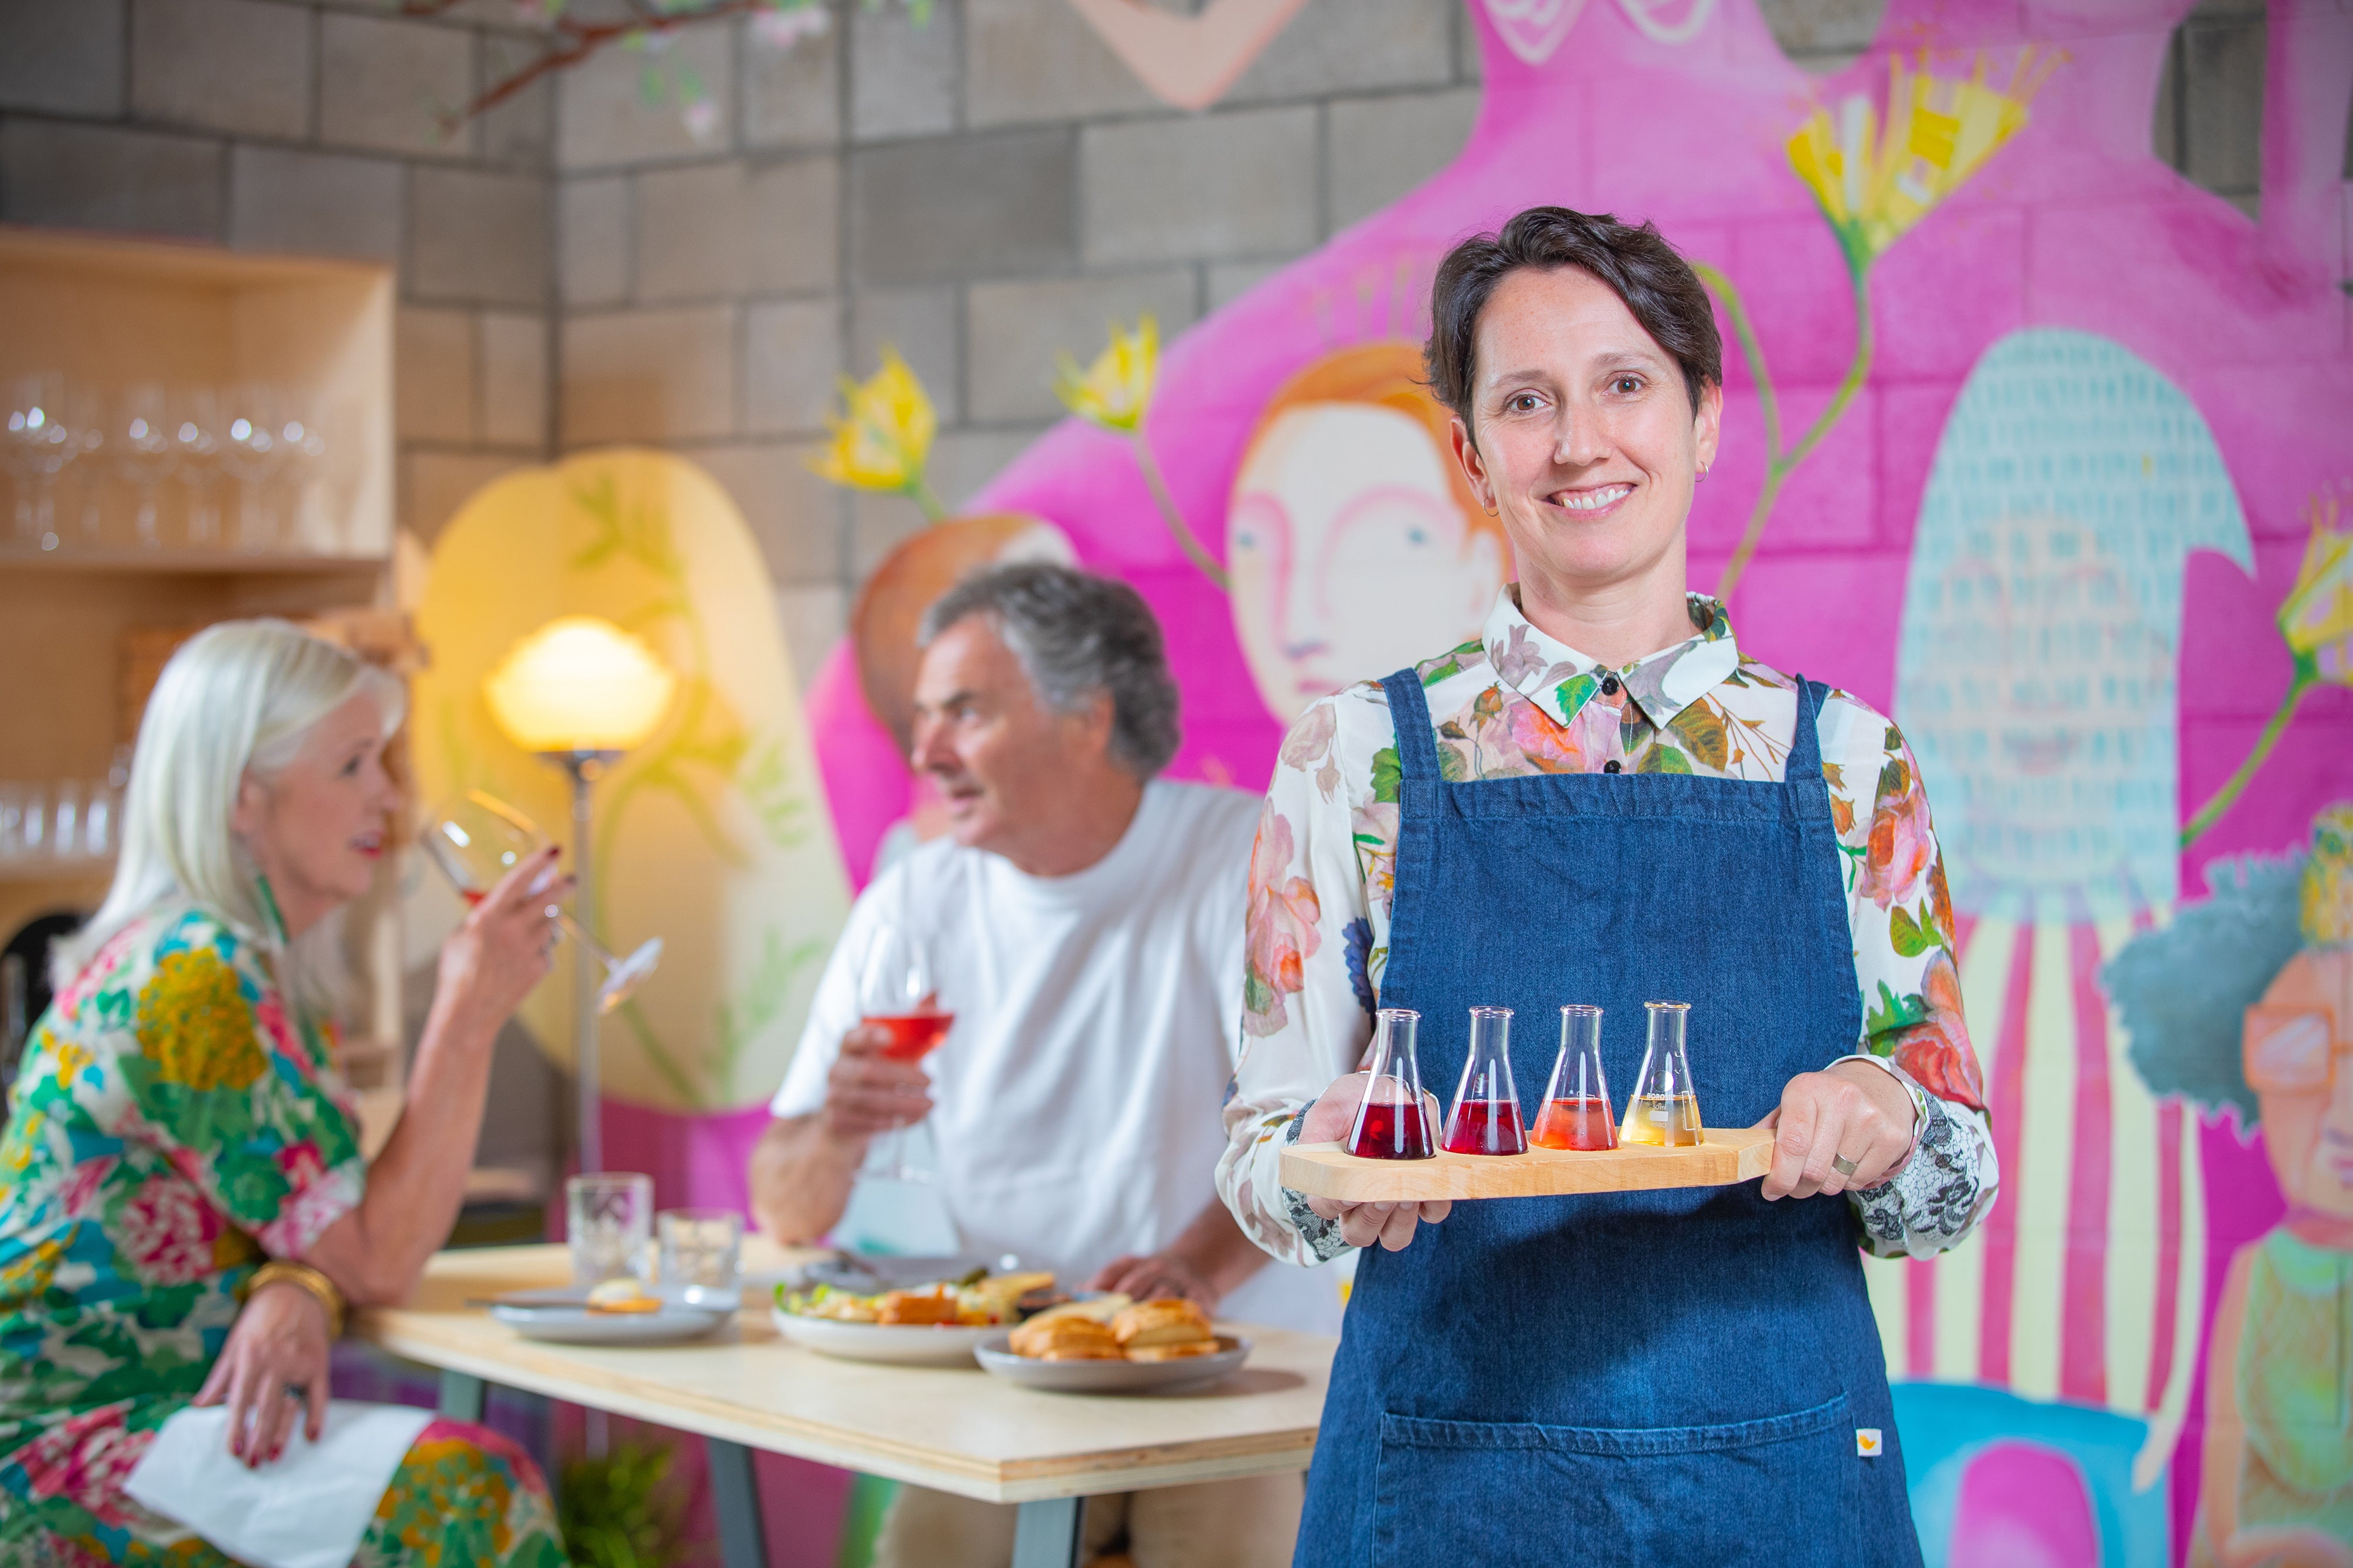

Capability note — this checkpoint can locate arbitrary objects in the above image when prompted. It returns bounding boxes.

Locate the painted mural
[788,0,2351,1559]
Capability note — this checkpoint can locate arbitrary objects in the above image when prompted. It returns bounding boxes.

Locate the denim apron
[1292,668,1920,1568]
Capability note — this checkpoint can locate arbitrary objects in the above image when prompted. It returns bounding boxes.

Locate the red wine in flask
[1442,1006,1527,1155]
[1347,1008,1436,1159]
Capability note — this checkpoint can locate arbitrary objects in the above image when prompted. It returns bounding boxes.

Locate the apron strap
[1787,673,1825,781]
[1378,667,1441,785]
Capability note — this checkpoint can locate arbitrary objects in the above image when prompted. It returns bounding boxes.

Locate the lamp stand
[546,748,619,1176]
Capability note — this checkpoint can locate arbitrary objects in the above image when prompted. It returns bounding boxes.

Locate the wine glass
[420,789,663,1014]
[166,387,222,546]
[858,922,952,1183]
[221,383,281,553]
[5,373,75,547]
[274,392,327,551]
[114,386,174,549]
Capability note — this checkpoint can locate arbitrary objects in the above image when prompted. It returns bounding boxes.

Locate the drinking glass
[1622,1000,1703,1147]
[275,392,328,550]
[567,1172,654,1286]
[421,789,662,1013]
[114,385,175,549]
[1347,1007,1437,1159]
[0,786,27,860]
[221,383,281,553]
[166,388,222,546]
[858,922,950,1183]
[656,1208,743,1302]
[1532,1005,1616,1150]
[1442,1005,1527,1155]
[50,782,80,862]
[6,373,75,546]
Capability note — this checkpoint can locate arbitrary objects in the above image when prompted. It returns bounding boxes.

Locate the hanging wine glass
[858,922,951,1183]
[421,789,663,1015]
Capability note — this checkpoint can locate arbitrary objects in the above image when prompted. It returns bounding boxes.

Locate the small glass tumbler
[656,1208,744,1300]
[566,1172,654,1286]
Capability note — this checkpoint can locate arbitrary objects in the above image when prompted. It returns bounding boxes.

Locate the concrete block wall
[0,0,556,560]
[0,0,2292,687]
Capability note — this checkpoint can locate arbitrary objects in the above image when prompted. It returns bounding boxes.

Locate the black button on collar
[1601,674,1621,696]
[1603,760,1622,774]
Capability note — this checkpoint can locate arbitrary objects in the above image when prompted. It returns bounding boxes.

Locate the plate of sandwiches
[974,1298,1250,1393]
[487,1279,737,1345]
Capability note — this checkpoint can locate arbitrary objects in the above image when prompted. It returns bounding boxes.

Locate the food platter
[769,1306,999,1366]
[1278,1123,1775,1202]
[973,1332,1252,1394]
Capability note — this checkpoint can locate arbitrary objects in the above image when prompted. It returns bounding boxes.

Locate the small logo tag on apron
[1855,1428,1883,1457]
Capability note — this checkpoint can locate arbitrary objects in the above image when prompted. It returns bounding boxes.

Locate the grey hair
[918,563,1181,779]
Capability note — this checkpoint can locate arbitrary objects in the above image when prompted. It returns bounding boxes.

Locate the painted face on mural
[2248,952,2353,1224]
[1451,266,1719,606]
[1229,402,1506,723]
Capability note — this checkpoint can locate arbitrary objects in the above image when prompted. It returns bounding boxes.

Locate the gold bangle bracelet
[246,1260,348,1339]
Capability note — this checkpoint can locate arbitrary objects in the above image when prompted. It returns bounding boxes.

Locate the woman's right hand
[191,1280,332,1467]
[434,844,573,1039]
[1298,1072,1453,1252]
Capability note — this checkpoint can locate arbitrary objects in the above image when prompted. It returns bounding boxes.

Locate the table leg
[436,1370,485,1423]
[1011,1496,1085,1568]
[705,1439,768,1568]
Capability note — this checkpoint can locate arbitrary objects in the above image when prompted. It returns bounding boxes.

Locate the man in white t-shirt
[751,564,1334,1568]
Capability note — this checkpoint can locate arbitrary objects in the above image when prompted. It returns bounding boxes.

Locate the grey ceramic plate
[972,1332,1251,1394]
[489,1291,735,1346]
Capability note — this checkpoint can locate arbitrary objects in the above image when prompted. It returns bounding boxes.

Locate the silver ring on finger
[1830,1153,1859,1177]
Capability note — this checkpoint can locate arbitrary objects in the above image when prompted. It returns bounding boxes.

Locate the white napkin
[125,1400,435,1568]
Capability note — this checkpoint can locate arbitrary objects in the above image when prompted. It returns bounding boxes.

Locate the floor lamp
[484,616,675,1175]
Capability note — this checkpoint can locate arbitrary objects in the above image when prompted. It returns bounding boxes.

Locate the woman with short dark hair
[1215,207,1998,1564]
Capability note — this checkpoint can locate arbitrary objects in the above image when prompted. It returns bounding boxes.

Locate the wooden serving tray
[1278,1125,1775,1202]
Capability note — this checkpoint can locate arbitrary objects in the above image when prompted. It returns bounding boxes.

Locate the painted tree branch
[398,0,776,135]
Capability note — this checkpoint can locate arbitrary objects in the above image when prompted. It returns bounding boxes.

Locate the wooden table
[353,1245,1337,1568]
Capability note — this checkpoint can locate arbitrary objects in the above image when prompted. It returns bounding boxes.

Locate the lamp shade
[483,615,677,753]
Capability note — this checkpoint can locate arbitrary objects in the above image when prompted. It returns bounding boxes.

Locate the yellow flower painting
[1054,315,1159,434]
[811,348,944,518]
[1051,316,1228,590]
[1707,45,2059,596]
[1788,49,2057,275]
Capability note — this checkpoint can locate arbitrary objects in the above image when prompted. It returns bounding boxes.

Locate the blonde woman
[0,620,569,1566]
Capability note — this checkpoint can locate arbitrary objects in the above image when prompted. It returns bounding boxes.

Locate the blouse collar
[1479,587,1740,730]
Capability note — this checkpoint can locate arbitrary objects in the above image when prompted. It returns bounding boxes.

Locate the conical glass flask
[1532,1005,1616,1150]
[1443,1005,1527,1155]
[1621,1000,1703,1146]
[1347,1008,1435,1159]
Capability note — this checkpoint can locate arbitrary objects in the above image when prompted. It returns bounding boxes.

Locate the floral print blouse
[0,907,365,1486]
[1218,589,1998,1266]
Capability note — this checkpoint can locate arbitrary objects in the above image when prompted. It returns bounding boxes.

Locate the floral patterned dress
[0,906,565,1567]
[1218,589,1999,1266]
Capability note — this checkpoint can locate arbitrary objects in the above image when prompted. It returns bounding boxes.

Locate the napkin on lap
[125,1400,435,1568]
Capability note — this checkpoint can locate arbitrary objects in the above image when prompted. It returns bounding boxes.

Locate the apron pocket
[1369,1394,1855,1568]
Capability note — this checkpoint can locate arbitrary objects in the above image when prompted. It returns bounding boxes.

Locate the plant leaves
[1371,746,1402,804]
[1637,743,1691,775]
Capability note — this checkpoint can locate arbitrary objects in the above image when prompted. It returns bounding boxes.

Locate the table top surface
[354,1243,1339,1504]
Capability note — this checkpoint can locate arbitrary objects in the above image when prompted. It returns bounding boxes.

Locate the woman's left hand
[1756,1061,1915,1201]
[191,1279,332,1467]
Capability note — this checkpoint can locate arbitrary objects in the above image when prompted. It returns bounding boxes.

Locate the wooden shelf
[0,545,388,576]
[0,855,112,885]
